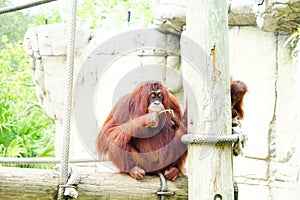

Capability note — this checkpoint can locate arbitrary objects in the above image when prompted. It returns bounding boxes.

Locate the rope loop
[57,165,80,199]
[181,120,247,156]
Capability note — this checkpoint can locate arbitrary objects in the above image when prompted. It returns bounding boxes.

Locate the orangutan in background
[230,79,248,124]
[230,78,248,156]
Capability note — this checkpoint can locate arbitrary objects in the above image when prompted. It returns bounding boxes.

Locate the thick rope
[181,134,240,145]
[0,0,57,15]
[181,120,247,156]
[232,120,247,156]
[57,165,81,198]
[57,0,78,199]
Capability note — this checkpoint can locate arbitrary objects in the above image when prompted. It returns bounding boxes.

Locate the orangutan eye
[157,93,162,98]
[150,93,155,98]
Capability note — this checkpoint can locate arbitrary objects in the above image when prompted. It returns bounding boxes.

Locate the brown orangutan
[96,81,187,181]
[230,78,248,157]
[230,79,248,123]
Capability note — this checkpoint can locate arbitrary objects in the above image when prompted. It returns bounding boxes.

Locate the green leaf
[6,136,26,157]
[36,138,55,158]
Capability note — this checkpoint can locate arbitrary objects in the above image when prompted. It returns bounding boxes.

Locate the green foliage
[0,0,64,47]
[285,25,300,55]
[0,0,153,43]
[77,0,153,29]
[0,36,55,169]
[30,8,64,26]
[0,0,152,169]
[0,0,33,47]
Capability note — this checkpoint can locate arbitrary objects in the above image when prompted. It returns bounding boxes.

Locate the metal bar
[0,0,57,15]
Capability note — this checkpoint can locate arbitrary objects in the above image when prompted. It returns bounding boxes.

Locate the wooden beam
[184,0,232,199]
[0,167,188,199]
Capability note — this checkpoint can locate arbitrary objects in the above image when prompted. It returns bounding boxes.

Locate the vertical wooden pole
[184,0,232,199]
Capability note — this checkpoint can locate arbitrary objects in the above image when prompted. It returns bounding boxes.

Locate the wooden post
[183,0,232,199]
[0,167,188,199]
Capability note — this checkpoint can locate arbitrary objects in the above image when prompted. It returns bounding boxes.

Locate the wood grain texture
[0,167,188,199]
[184,0,233,199]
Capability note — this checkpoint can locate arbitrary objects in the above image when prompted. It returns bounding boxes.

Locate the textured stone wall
[23,0,300,199]
[154,0,300,33]
[24,24,92,158]
[229,26,300,199]
[255,0,300,33]
[23,24,182,159]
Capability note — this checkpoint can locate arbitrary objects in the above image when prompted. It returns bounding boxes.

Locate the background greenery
[0,0,152,168]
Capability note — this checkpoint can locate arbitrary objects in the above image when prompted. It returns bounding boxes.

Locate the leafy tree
[0,0,152,169]
[0,36,55,168]
[77,0,153,29]
[0,0,57,168]
[30,7,64,26]
[0,0,33,47]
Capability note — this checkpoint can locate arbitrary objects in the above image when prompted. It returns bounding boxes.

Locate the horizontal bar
[0,157,101,164]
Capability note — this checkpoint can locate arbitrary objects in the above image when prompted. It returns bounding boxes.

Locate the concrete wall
[24,25,183,160]
[229,26,300,199]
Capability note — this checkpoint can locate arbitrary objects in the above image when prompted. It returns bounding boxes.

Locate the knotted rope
[181,120,247,156]
[57,165,81,198]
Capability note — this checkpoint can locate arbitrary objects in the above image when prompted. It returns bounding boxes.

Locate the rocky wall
[23,24,182,159]
[154,0,300,33]
[229,26,300,199]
